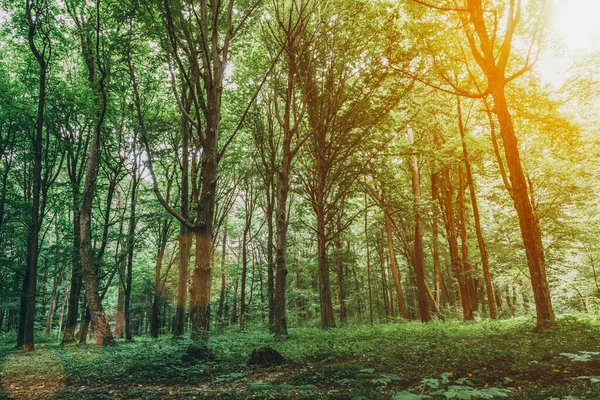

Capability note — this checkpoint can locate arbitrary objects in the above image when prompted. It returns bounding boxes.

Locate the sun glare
[537,0,600,86]
[552,0,600,52]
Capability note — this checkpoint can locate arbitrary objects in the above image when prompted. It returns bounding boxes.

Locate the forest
[1,0,600,398]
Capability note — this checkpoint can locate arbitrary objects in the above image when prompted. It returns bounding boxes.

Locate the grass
[1,315,600,399]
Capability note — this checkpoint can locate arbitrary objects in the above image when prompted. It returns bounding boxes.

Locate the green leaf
[393,391,431,400]
[276,384,295,392]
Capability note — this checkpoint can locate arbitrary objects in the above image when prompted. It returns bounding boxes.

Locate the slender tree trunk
[22,1,48,352]
[45,271,59,336]
[173,89,191,339]
[115,186,126,338]
[57,284,70,336]
[364,195,374,326]
[217,230,227,328]
[62,175,83,344]
[266,196,275,329]
[231,280,238,324]
[335,242,346,324]
[407,127,430,322]
[150,221,168,338]
[240,231,249,331]
[124,154,139,342]
[457,167,477,312]
[380,250,390,318]
[457,96,497,319]
[431,173,443,307]
[383,210,409,319]
[441,165,473,320]
[315,205,336,329]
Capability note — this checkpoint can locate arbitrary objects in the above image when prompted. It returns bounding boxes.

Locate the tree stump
[248,347,284,367]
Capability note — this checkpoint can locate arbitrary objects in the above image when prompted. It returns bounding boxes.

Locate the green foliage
[399,373,511,399]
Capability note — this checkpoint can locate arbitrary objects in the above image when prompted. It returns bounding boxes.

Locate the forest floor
[1,316,600,399]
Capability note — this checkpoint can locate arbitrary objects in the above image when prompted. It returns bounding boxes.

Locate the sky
[537,0,600,86]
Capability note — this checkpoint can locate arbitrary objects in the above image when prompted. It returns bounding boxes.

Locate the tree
[406,0,554,329]
[68,0,115,345]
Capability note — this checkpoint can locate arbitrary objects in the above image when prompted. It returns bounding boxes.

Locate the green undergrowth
[1,315,600,399]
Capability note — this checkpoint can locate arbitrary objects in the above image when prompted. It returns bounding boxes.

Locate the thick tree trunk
[273,132,291,336]
[188,113,218,342]
[315,207,336,329]
[190,229,212,342]
[490,86,554,328]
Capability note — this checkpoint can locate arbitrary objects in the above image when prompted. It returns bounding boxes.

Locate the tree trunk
[173,88,191,339]
[407,127,430,322]
[457,96,497,319]
[441,165,473,320]
[457,167,477,312]
[78,48,114,347]
[364,195,374,326]
[62,170,83,344]
[273,130,291,336]
[150,220,168,338]
[45,271,60,336]
[335,241,346,324]
[22,1,48,352]
[231,280,238,324]
[315,205,336,329]
[217,230,227,329]
[383,210,409,319]
[115,186,126,338]
[124,151,139,342]
[491,87,554,328]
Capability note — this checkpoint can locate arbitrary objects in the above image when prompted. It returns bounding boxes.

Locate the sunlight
[537,0,600,86]
[552,0,600,52]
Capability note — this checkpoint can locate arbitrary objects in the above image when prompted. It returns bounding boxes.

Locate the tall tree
[410,0,554,329]
[68,0,115,345]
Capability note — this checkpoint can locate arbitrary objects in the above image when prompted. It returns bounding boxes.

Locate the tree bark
[364,194,374,326]
[75,0,115,345]
[457,96,497,319]
[407,127,430,322]
[383,210,409,319]
[463,0,554,329]
[216,229,227,329]
[22,0,49,352]
[441,165,473,320]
